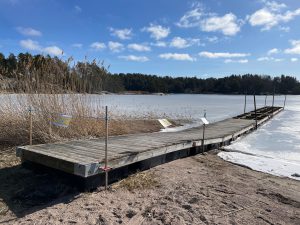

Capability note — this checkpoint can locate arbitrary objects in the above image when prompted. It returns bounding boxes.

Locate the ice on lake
[219,95,300,181]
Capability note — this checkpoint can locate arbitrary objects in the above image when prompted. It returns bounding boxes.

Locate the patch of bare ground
[0,149,299,225]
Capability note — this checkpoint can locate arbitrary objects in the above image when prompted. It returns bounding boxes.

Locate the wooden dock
[16,106,283,187]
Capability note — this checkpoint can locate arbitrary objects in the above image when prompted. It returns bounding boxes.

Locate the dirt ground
[0,147,299,225]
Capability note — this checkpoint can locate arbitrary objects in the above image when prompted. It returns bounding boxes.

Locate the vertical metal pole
[264,95,267,107]
[49,115,52,140]
[272,87,275,115]
[244,94,247,114]
[29,107,33,145]
[254,94,258,129]
[105,106,109,190]
[202,124,205,154]
[283,95,287,109]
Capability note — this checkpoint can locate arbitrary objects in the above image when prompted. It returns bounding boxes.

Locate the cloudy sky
[0,0,300,77]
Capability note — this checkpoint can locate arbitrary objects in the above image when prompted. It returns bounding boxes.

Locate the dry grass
[0,94,163,147]
[112,171,160,191]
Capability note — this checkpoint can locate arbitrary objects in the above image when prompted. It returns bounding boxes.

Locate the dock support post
[272,88,275,116]
[49,115,52,140]
[283,95,287,109]
[254,94,258,129]
[202,124,205,154]
[29,106,33,145]
[264,95,267,107]
[105,106,109,190]
[244,93,247,114]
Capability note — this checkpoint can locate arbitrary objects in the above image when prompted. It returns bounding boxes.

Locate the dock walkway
[16,106,283,184]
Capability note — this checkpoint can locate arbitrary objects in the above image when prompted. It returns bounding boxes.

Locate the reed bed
[0,94,162,147]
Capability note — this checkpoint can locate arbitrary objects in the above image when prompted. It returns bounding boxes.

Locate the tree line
[0,52,300,94]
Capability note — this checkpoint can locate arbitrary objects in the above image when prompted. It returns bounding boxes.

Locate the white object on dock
[158,119,172,128]
[52,114,72,128]
[201,117,209,125]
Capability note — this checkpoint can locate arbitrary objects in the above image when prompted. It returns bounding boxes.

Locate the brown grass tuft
[112,171,159,191]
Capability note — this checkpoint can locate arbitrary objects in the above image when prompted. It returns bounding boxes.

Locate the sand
[0,148,299,225]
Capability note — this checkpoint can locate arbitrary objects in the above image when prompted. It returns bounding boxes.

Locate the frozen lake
[219,95,300,180]
[0,93,287,121]
[91,94,287,121]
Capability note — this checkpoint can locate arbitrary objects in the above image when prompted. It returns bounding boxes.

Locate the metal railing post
[253,94,258,129]
[283,95,287,109]
[264,95,267,107]
[244,94,247,114]
[105,106,109,190]
[272,88,275,116]
[29,107,33,145]
[202,124,205,154]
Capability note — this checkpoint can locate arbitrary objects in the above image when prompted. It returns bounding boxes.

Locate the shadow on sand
[0,162,80,221]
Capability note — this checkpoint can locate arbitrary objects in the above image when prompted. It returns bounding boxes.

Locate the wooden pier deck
[16,106,283,184]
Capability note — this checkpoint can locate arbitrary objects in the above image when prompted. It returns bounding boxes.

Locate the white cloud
[44,46,63,56]
[20,39,41,51]
[128,43,151,52]
[279,26,290,32]
[200,13,241,36]
[151,41,167,47]
[267,48,280,55]
[170,37,201,49]
[176,4,242,36]
[206,36,218,43]
[20,39,63,56]
[118,55,149,62]
[16,27,42,37]
[257,57,284,62]
[291,58,298,62]
[72,43,82,48]
[159,53,196,61]
[264,1,287,12]
[90,42,106,50]
[257,57,270,61]
[284,40,300,54]
[142,24,170,40]
[176,6,203,28]
[20,39,42,51]
[224,59,249,64]
[109,28,132,40]
[108,41,124,53]
[199,51,249,58]
[74,5,82,13]
[248,6,300,30]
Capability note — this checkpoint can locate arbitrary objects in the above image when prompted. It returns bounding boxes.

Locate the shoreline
[0,149,299,224]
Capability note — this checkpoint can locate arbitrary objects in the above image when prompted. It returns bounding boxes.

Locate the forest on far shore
[1,52,300,94]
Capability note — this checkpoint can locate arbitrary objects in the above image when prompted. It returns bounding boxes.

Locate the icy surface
[0,94,287,121]
[218,152,300,181]
[219,95,300,180]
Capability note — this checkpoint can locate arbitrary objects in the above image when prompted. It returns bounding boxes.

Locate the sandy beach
[0,147,299,225]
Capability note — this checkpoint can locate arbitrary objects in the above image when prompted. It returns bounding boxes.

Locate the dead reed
[0,94,163,147]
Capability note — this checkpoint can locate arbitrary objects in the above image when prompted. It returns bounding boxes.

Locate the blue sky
[0,0,300,78]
